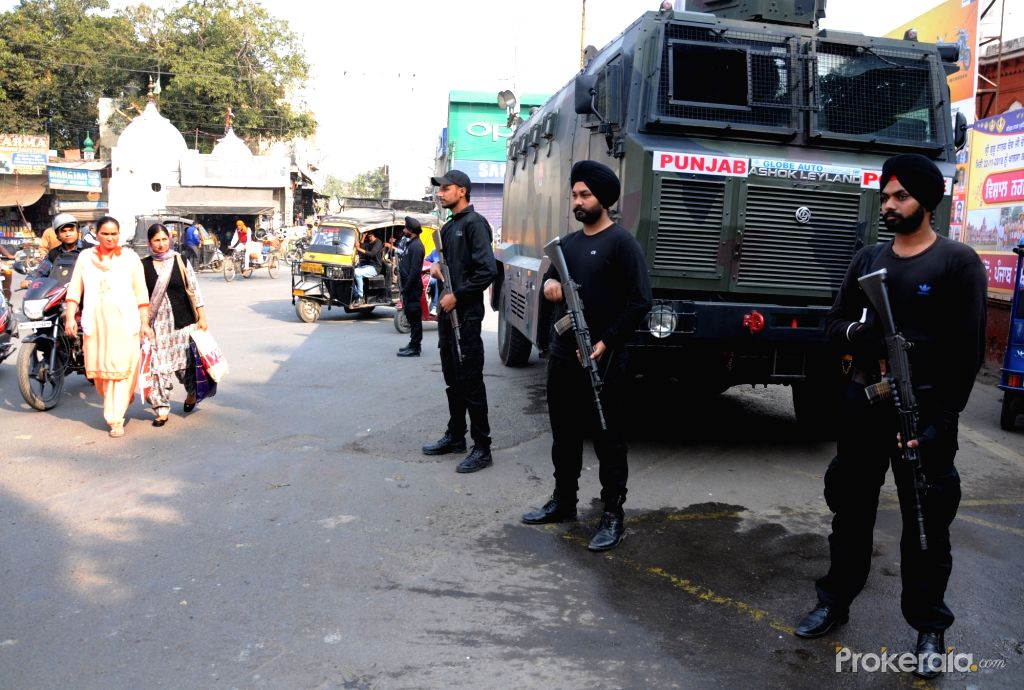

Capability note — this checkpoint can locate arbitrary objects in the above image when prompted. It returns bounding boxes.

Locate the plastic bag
[190,329,229,382]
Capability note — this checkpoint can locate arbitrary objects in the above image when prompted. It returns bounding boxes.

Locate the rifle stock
[857,268,929,550]
[432,228,463,363]
[544,235,607,431]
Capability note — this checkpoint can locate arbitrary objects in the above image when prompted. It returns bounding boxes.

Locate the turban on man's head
[570,160,620,208]
[880,154,945,211]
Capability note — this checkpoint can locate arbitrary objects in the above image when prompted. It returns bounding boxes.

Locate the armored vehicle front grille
[736,186,861,292]
[876,215,894,245]
[653,178,726,273]
[509,286,528,320]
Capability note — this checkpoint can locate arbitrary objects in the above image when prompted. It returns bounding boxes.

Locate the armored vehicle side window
[655,23,799,132]
[669,42,749,110]
[815,41,938,146]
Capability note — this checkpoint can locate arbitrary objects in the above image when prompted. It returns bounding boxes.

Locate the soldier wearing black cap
[521,160,652,552]
[794,153,987,679]
[421,169,498,473]
[397,216,425,357]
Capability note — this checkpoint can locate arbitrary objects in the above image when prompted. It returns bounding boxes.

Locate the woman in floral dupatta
[140,224,208,426]
[65,217,153,437]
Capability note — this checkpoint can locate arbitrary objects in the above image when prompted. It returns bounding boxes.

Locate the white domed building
[107,100,188,242]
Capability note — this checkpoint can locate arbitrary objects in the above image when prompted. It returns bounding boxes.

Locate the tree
[0,0,143,149]
[349,166,390,199]
[0,0,316,152]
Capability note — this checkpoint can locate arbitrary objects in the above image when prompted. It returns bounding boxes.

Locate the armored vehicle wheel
[296,298,321,323]
[498,289,531,367]
[1000,392,1020,431]
[394,309,411,333]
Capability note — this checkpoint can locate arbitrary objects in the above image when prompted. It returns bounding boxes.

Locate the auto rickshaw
[290,203,437,323]
[998,237,1024,430]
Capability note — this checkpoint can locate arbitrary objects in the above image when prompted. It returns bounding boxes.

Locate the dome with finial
[211,127,253,159]
[117,100,187,154]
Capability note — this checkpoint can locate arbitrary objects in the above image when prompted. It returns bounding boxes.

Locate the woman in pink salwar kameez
[65,217,153,437]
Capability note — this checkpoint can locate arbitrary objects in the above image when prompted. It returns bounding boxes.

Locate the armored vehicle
[495,0,964,426]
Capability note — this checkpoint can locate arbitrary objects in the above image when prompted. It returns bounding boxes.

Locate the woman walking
[141,223,208,426]
[65,217,152,437]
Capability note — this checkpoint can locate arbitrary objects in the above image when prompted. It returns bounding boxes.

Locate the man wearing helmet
[20,213,83,289]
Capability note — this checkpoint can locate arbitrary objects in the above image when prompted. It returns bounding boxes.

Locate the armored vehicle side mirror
[954,111,968,151]
[575,73,598,116]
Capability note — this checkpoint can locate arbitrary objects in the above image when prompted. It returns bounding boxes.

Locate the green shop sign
[447,92,548,163]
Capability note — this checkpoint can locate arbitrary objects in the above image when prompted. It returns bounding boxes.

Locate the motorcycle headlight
[22,298,47,320]
[647,305,677,339]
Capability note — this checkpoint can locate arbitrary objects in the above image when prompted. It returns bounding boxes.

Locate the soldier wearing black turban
[795,153,987,681]
[521,159,652,553]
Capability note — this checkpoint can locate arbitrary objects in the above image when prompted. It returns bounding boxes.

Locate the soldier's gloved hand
[914,409,960,454]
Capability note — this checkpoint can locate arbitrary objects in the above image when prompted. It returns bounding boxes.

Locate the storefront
[1,134,49,250]
[435,91,549,238]
[47,161,110,223]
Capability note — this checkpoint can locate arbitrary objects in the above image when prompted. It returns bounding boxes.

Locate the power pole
[580,0,587,70]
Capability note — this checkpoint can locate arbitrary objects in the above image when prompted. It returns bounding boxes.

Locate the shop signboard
[963,109,1024,298]
[447,93,548,163]
[179,150,289,188]
[0,134,49,174]
[48,166,102,193]
[885,0,979,126]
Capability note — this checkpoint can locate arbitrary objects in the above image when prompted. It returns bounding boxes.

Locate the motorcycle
[16,252,87,410]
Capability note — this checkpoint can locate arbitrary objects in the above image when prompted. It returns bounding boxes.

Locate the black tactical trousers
[402,289,422,348]
[546,351,628,512]
[815,382,961,633]
[438,315,490,448]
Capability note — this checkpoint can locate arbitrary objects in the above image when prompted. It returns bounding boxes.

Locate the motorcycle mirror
[12,261,26,275]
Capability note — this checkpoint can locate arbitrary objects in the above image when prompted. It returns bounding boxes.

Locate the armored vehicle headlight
[647,305,676,339]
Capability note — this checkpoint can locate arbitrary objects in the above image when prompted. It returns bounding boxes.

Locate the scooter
[998,238,1024,430]
[393,260,440,334]
[16,252,87,410]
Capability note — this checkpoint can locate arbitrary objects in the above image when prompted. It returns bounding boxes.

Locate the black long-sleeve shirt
[398,235,425,295]
[439,205,496,319]
[827,236,987,414]
[543,224,653,361]
[357,236,382,272]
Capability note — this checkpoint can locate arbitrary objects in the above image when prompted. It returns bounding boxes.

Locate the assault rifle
[858,268,928,551]
[544,236,607,431]
[432,228,463,363]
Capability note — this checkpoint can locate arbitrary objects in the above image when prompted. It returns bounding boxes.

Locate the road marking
[957,513,1024,538]
[959,422,1024,468]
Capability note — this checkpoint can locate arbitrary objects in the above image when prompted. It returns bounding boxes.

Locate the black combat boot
[456,446,492,473]
[914,631,945,679]
[521,494,578,524]
[421,433,466,456]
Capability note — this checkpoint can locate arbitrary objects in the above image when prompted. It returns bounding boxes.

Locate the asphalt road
[1,269,1022,689]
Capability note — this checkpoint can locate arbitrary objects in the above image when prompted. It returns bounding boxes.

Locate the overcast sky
[3,0,1021,192]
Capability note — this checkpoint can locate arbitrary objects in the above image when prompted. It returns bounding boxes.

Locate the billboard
[0,134,49,175]
[884,0,979,122]
[963,109,1024,297]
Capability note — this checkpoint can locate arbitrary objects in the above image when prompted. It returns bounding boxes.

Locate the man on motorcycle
[20,213,83,289]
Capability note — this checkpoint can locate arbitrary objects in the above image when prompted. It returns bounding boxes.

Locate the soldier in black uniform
[521,161,652,551]
[421,170,497,473]
[397,216,425,357]
[794,154,987,679]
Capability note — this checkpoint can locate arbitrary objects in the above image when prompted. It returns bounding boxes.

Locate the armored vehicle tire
[394,309,411,333]
[792,380,839,438]
[1000,392,1020,431]
[223,260,236,282]
[498,289,531,367]
[17,341,65,410]
[296,298,321,323]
